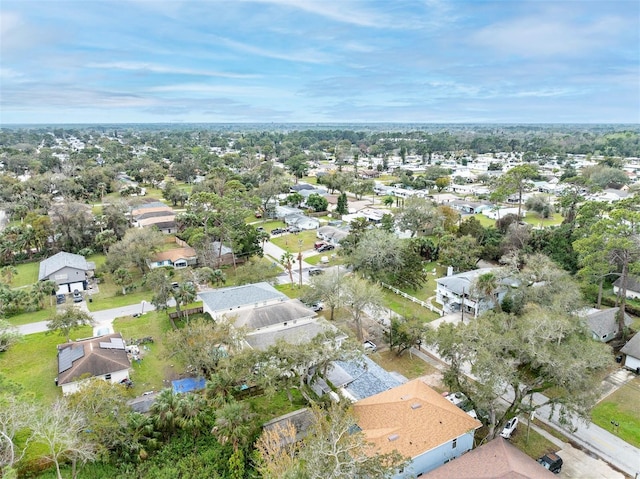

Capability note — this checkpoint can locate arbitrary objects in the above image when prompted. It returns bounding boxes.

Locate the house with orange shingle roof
[148,247,197,269]
[353,378,482,478]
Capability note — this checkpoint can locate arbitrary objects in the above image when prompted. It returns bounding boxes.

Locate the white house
[483,207,525,220]
[620,333,640,373]
[435,268,514,318]
[56,333,131,395]
[353,379,482,478]
[613,276,640,300]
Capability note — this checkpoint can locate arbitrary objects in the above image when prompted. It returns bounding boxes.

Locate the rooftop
[199,282,286,313]
[39,251,92,281]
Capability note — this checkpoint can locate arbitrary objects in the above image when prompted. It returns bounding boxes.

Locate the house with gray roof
[39,251,95,295]
[613,275,640,300]
[436,268,515,318]
[584,307,632,342]
[620,332,640,373]
[198,282,286,317]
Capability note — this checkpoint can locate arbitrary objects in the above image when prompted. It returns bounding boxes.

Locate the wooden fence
[379,282,443,316]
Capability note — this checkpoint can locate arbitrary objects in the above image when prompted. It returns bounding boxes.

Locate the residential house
[583,307,632,342]
[423,437,557,478]
[262,408,315,444]
[316,225,349,245]
[56,333,131,395]
[290,183,316,193]
[39,251,95,294]
[353,379,482,478]
[284,214,320,230]
[275,205,303,219]
[620,333,640,373]
[482,206,525,220]
[207,241,238,267]
[148,246,198,269]
[436,268,514,318]
[613,276,640,300]
[131,203,177,234]
[198,282,287,318]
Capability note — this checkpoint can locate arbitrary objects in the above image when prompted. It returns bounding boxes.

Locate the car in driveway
[271,227,285,235]
[56,294,66,304]
[363,340,377,353]
[287,225,301,233]
[308,267,324,276]
[317,244,335,253]
[72,290,83,303]
[537,452,563,474]
[500,417,518,439]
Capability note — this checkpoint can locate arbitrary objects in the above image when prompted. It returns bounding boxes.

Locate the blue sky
[1,0,638,124]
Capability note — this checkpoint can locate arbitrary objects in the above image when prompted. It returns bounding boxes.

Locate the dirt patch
[418,371,445,391]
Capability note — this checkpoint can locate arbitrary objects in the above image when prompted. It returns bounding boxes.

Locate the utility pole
[461,287,465,324]
[298,239,303,288]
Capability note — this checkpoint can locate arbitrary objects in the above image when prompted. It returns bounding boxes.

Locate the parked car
[308,267,324,276]
[317,244,335,253]
[56,294,66,304]
[537,453,563,474]
[271,227,285,235]
[287,225,301,233]
[310,303,323,312]
[72,290,83,303]
[363,340,377,353]
[314,241,326,250]
[500,417,518,439]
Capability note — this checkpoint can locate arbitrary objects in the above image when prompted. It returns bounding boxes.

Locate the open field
[591,377,640,448]
[0,325,94,403]
[270,230,319,252]
[522,212,564,227]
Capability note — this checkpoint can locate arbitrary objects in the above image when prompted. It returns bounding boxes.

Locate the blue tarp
[172,377,206,394]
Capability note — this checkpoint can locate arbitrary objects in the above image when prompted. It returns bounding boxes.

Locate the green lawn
[6,306,57,327]
[9,261,40,288]
[373,350,436,380]
[274,283,310,299]
[88,289,153,311]
[473,214,497,228]
[591,377,640,448]
[398,262,445,301]
[0,326,94,403]
[113,311,182,395]
[522,212,564,228]
[509,425,559,460]
[381,290,440,322]
[304,253,345,266]
[249,219,287,231]
[270,230,319,253]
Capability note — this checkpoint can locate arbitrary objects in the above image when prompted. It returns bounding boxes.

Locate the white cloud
[216,35,332,64]
[86,61,259,79]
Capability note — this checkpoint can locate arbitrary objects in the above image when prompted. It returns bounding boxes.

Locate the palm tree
[173,282,197,322]
[177,393,208,448]
[150,389,182,439]
[213,399,255,452]
[113,268,133,295]
[0,265,18,285]
[473,272,501,313]
[31,280,57,309]
[280,251,295,286]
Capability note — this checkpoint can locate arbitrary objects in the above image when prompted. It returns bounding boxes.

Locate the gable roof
[150,247,197,264]
[586,307,632,338]
[234,299,315,330]
[621,332,640,359]
[353,379,482,458]
[39,251,91,280]
[436,268,497,296]
[57,333,130,386]
[245,318,338,351]
[614,275,640,293]
[330,355,407,401]
[137,215,177,228]
[199,282,286,313]
[423,437,556,478]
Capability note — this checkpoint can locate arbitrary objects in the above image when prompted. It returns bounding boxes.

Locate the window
[452,438,457,449]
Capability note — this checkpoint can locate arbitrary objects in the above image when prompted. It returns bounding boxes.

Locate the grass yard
[399,261,445,301]
[9,261,40,288]
[6,306,57,326]
[274,283,310,299]
[509,425,559,460]
[304,253,345,266]
[372,349,437,380]
[248,219,287,231]
[113,311,182,395]
[0,325,94,403]
[473,214,497,228]
[522,212,564,228]
[270,230,319,252]
[381,289,440,322]
[591,377,640,448]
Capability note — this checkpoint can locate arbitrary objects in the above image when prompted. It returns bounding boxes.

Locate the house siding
[61,368,130,395]
[613,285,640,300]
[45,266,88,290]
[624,355,640,372]
[394,431,475,479]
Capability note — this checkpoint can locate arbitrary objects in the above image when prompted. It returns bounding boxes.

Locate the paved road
[412,316,640,478]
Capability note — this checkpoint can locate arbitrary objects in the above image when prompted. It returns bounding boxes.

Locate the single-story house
[290,183,316,193]
[148,247,198,269]
[262,408,315,445]
[136,215,177,234]
[316,225,349,245]
[198,282,287,318]
[423,437,557,478]
[39,251,95,294]
[482,207,525,220]
[275,205,303,219]
[131,203,177,234]
[584,307,632,342]
[620,333,640,373]
[353,379,482,478]
[436,268,515,318]
[56,333,131,395]
[284,214,320,230]
[613,276,640,300]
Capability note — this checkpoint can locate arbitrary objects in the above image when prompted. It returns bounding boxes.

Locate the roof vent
[411,403,422,410]
[388,434,400,442]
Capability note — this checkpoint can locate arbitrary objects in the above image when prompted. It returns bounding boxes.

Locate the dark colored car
[537,453,563,474]
[56,294,66,304]
[271,228,285,235]
[308,268,324,276]
[317,244,335,252]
